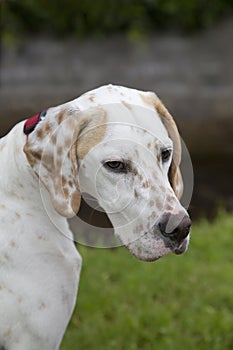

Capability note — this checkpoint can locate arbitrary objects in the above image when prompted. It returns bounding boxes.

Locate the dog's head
[24,85,191,261]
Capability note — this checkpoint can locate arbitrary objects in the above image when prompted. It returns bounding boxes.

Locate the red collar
[24,110,47,136]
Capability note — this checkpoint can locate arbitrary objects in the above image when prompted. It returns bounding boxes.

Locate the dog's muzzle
[157,213,191,255]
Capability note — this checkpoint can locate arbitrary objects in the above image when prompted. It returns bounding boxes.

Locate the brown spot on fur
[147,142,151,149]
[142,180,149,188]
[71,192,81,214]
[134,224,143,234]
[36,128,44,139]
[3,329,12,337]
[37,234,47,241]
[89,94,95,102]
[44,122,51,133]
[62,176,67,186]
[167,195,175,203]
[10,241,17,248]
[4,253,10,261]
[57,146,63,156]
[134,189,139,198]
[77,108,107,159]
[138,174,143,182]
[165,204,173,211]
[15,212,21,219]
[149,200,154,207]
[0,204,6,209]
[155,199,163,211]
[63,187,69,199]
[122,100,132,110]
[159,185,166,192]
[51,133,57,145]
[39,302,46,310]
[56,110,68,124]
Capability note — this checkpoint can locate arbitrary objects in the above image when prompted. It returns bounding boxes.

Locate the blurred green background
[2,0,233,39]
[0,1,233,349]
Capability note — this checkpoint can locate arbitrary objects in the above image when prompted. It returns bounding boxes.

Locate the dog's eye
[161,149,172,163]
[104,161,127,173]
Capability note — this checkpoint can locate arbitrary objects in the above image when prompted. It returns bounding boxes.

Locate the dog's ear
[155,99,183,199]
[24,107,107,218]
[141,93,183,199]
[24,108,88,217]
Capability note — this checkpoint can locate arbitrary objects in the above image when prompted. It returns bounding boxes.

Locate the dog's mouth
[170,236,190,255]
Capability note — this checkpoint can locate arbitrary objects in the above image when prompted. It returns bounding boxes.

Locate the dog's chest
[0,202,81,347]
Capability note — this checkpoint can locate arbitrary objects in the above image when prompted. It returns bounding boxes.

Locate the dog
[0,85,191,349]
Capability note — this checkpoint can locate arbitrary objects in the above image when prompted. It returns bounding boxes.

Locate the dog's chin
[124,239,172,262]
[123,234,190,262]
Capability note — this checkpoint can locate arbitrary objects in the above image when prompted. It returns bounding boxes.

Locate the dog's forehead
[71,84,170,145]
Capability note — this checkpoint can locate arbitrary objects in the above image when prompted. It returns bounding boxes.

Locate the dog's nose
[158,213,191,242]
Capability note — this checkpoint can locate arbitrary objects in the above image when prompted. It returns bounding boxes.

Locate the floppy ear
[24,109,85,218]
[155,99,183,199]
[141,92,183,199]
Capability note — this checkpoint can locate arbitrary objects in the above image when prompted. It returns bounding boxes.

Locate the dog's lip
[172,239,188,255]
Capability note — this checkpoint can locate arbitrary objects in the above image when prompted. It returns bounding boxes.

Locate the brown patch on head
[56,110,68,125]
[77,108,107,159]
[88,94,95,102]
[122,100,132,110]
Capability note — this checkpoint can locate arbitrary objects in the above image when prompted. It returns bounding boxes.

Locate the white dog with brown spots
[0,85,191,349]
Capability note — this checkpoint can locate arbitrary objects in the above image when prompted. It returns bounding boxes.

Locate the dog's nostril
[159,214,191,241]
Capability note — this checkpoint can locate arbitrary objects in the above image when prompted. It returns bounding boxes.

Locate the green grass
[61,212,233,350]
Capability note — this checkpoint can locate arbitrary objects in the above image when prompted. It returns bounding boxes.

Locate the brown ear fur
[24,107,107,217]
[141,93,183,199]
[24,110,84,217]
